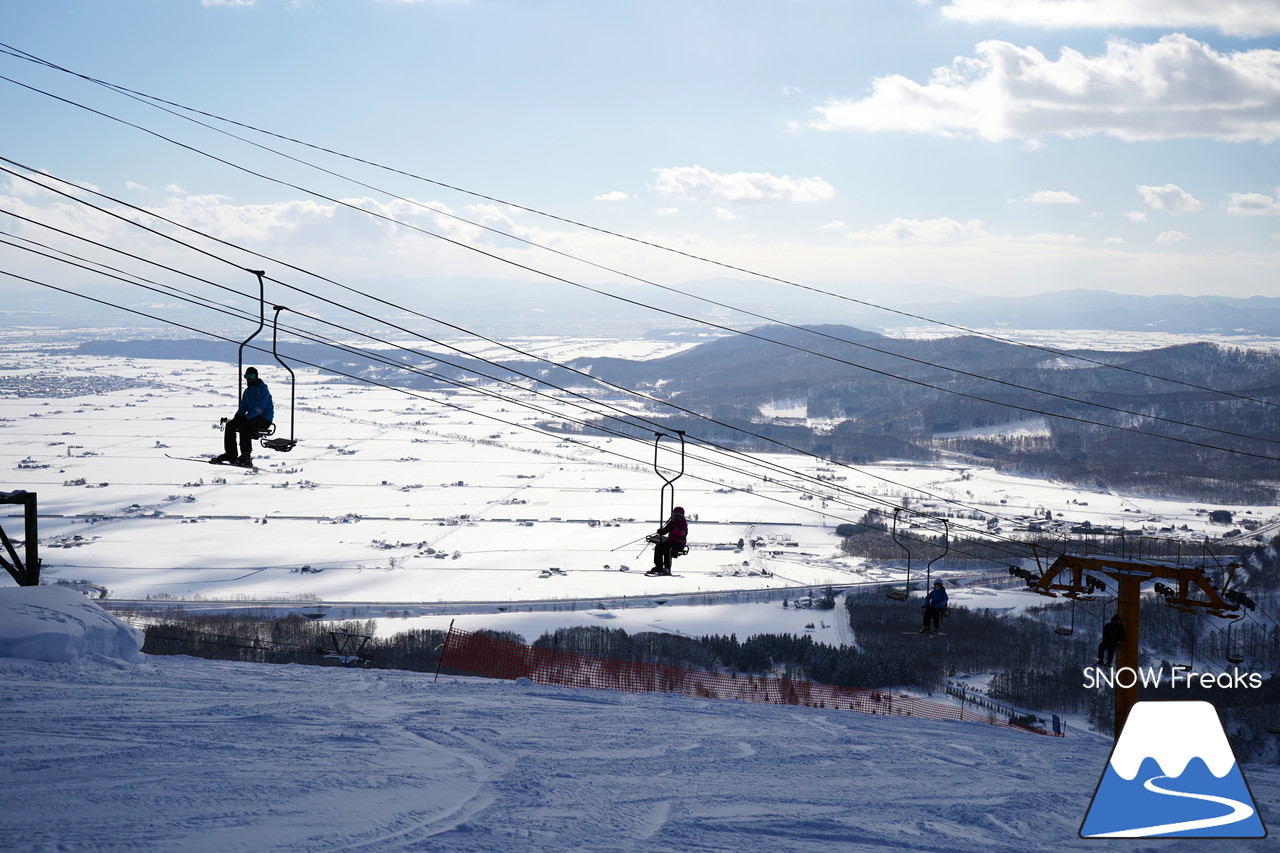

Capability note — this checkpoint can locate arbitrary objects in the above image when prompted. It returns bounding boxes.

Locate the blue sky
[3,0,1280,306]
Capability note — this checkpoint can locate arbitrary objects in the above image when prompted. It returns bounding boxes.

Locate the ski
[165,453,257,470]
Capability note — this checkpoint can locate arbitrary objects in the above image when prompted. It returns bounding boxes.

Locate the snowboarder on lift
[920,580,948,633]
[212,366,274,467]
[645,506,688,577]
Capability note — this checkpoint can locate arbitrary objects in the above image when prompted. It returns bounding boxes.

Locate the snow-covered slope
[1,586,1275,852]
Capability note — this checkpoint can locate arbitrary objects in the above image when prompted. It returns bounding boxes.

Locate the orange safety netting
[438,627,1060,736]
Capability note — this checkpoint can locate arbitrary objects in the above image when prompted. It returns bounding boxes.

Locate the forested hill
[570,325,1280,503]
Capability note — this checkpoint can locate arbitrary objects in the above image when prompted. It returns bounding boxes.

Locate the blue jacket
[238,380,274,423]
[924,586,948,610]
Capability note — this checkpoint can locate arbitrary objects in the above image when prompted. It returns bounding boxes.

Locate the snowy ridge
[0,586,143,663]
[1109,701,1237,780]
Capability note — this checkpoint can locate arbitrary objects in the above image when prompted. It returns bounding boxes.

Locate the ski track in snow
[4,654,1276,852]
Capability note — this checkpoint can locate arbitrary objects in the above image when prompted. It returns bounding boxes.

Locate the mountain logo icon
[1080,700,1267,838]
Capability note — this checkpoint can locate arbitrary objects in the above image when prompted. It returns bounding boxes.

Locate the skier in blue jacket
[212,367,274,467]
[920,580,948,633]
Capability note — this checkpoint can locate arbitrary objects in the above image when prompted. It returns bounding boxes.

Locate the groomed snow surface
[2,586,1276,852]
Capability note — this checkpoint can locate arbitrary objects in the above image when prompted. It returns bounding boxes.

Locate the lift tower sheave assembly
[1028,553,1242,739]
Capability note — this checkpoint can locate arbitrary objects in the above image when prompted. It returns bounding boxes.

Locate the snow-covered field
[3,586,1275,852]
[3,338,1269,630]
[3,331,1278,851]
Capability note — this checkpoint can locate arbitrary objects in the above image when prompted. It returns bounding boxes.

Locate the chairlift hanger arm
[925,518,949,585]
[653,430,686,526]
[652,430,686,487]
[235,270,267,400]
[887,507,911,600]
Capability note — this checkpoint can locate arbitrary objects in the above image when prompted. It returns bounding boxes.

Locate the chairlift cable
[0,192,1059,539]
[11,58,1265,446]
[4,269,1026,560]
[3,234,1252,569]
[6,39,1269,410]
[3,233,983,547]
[5,171,1278,562]
[7,151,1280,524]
[5,169,1274,563]
[4,62,1279,453]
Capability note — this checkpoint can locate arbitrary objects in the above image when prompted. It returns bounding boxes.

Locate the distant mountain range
[897,290,1280,336]
[15,281,1280,338]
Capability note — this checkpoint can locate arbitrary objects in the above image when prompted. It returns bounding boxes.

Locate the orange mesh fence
[438,627,1060,736]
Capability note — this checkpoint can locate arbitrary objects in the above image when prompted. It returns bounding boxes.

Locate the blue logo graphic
[1080,701,1267,838]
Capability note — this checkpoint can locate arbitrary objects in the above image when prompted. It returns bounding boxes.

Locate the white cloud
[594,191,630,202]
[821,220,847,230]
[1227,190,1280,215]
[4,172,98,200]
[1103,236,1126,245]
[806,35,1280,143]
[1125,210,1148,222]
[652,165,835,203]
[1024,232,1086,243]
[1156,229,1189,243]
[939,0,1280,38]
[782,85,802,96]
[656,207,680,216]
[846,217,990,242]
[1137,183,1203,214]
[1027,190,1080,204]
[713,207,740,221]
[201,0,255,7]
[145,194,339,244]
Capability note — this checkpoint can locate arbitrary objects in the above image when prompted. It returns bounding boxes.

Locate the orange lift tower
[1022,551,1246,739]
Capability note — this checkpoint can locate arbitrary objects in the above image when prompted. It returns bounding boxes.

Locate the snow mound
[0,586,144,663]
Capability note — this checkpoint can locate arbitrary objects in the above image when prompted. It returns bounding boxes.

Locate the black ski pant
[653,540,683,572]
[922,606,944,631]
[224,414,272,458]
[1097,642,1119,665]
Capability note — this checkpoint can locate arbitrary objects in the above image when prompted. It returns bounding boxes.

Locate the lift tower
[1027,553,1242,739]
[0,490,39,586]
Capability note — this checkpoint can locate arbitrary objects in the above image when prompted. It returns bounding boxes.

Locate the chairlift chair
[1053,595,1077,636]
[258,305,297,452]
[1224,622,1245,665]
[650,431,688,559]
[234,272,297,453]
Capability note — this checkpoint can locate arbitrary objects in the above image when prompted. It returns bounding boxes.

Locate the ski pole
[610,534,650,552]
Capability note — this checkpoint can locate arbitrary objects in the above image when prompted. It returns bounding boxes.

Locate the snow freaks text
[1083,666,1263,690]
